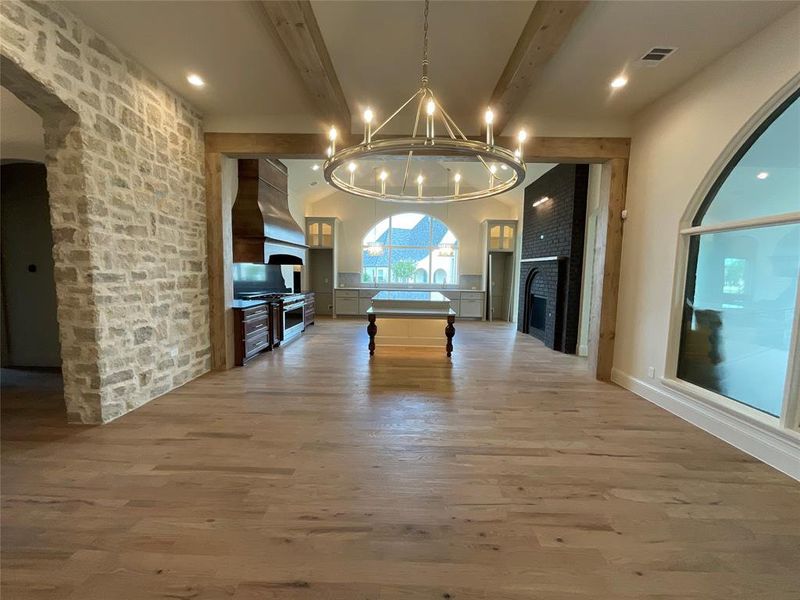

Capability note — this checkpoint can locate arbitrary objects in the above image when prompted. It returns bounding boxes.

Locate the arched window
[675,89,799,421]
[362,213,458,285]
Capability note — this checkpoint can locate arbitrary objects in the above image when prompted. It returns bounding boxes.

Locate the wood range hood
[232,158,307,265]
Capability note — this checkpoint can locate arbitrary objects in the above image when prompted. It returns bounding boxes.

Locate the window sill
[661,377,800,442]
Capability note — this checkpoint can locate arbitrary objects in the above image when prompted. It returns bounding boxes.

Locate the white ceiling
[508,0,798,136]
[311,0,534,135]
[64,0,317,132]
[52,1,800,137]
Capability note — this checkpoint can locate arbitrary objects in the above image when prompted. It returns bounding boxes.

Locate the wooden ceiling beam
[205,132,630,163]
[255,1,351,132]
[490,0,589,135]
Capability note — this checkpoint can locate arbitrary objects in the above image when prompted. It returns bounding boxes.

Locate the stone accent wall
[518,164,588,353]
[1,0,210,423]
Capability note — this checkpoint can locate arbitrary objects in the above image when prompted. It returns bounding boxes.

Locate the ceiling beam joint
[255,0,351,132]
[490,0,589,134]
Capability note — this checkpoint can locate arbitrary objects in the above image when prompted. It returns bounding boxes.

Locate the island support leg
[367,313,377,356]
[445,315,455,357]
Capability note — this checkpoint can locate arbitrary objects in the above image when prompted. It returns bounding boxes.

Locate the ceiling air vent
[639,47,676,67]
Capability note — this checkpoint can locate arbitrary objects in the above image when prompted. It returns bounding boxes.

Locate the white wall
[305,191,518,278]
[0,86,44,163]
[615,7,800,384]
[612,8,800,476]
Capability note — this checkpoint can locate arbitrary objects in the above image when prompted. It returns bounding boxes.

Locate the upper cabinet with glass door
[486,220,517,251]
[306,217,337,248]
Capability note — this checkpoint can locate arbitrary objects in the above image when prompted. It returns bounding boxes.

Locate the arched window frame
[664,79,800,433]
[361,213,459,286]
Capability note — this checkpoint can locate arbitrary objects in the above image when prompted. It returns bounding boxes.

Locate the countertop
[231,299,268,309]
[335,287,484,293]
[372,291,450,302]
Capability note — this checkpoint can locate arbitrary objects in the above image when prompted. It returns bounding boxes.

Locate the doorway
[1,87,65,421]
[487,251,515,321]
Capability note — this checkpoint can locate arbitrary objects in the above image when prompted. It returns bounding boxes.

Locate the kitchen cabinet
[306,217,337,248]
[233,303,271,365]
[460,292,484,319]
[334,289,358,316]
[486,220,517,251]
[306,217,339,315]
[483,220,517,322]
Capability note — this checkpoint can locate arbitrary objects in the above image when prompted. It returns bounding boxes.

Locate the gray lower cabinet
[459,292,484,318]
[335,290,359,316]
[460,299,482,318]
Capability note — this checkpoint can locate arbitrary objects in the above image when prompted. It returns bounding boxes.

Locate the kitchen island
[366,291,456,357]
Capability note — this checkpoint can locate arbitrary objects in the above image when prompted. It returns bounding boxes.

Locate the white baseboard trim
[611,368,800,481]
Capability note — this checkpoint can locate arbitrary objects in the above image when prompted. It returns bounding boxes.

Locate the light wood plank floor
[2,318,799,599]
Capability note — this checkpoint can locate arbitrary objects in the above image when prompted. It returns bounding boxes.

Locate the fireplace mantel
[520,256,567,263]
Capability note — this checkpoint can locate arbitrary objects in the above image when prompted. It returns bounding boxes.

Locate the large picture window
[676,89,800,420]
[362,213,458,285]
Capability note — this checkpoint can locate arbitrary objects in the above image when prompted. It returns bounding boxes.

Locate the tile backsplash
[337,272,483,290]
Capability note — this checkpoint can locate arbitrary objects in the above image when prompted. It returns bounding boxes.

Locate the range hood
[232,158,307,265]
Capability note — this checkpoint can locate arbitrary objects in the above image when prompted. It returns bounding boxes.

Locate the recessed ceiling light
[311,164,320,171]
[610,76,628,89]
[756,171,769,180]
[187,73,205,88]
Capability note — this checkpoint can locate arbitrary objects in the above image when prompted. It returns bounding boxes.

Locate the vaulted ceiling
[62,1,798,137]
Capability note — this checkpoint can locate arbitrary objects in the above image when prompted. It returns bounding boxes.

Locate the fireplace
[516,164,588,354]
[520,263,565,348]
[528,295,546,332]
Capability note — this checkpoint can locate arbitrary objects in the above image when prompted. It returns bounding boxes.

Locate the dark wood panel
[204,132,631,162]
[233,306,271,366]
[490,1,589,134]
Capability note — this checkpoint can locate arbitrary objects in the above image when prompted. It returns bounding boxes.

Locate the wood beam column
[490,0,588,134]
[205,151,234,370]
[588,158,627,381]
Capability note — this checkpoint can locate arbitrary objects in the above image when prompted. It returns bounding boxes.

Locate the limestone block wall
[1,0,210,422]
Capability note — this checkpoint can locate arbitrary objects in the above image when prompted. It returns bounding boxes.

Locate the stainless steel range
[279,295,305,342]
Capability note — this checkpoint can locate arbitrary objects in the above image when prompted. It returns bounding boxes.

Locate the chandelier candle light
[322,0,528,203]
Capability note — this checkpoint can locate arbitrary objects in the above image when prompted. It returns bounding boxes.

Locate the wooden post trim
[588,158,627,381]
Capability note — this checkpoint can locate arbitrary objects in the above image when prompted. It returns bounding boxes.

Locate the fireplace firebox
[529,295,546,332]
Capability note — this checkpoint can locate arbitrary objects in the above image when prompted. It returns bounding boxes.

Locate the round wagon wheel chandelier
[323,0,528,204]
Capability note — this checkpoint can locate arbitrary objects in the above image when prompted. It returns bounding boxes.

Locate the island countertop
[369,290,454,317]
[371,291,450,302]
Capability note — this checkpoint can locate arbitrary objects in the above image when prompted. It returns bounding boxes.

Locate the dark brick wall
[517,164,588,353]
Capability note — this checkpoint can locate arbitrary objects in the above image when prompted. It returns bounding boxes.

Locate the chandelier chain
[421,0,430,87]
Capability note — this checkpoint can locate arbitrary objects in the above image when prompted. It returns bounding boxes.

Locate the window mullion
[681,212,800,236]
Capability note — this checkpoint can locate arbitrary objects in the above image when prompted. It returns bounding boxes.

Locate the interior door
[490,253,509,322]
[486,254,493,321]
